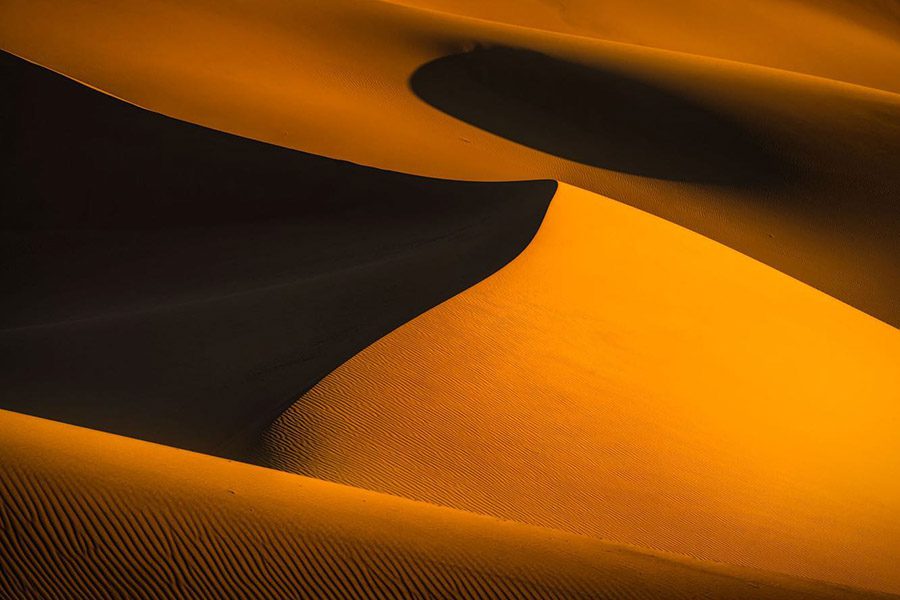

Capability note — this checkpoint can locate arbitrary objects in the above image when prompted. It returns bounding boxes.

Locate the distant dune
[1,409,894,600]
[0,51,552,455]
[262,184,900,594]
[2,0,897,324]
[1,0,898,597]
[391,0,900,93]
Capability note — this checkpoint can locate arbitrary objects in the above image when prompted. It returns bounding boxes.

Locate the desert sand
[392,0,900,93]
[262,184,900,593]
[1,408,894,600]
[2,0,898,324]
[1,0,899,597]
[0,50,552,454]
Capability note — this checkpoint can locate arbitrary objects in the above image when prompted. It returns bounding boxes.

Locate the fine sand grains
[263,185,900,595]
[0,409,893,600]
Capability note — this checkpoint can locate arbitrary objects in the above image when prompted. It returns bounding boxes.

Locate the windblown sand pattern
[264,185,900,594]
[2,0,897,323]
[1,0,898,597]
[1,409,893,600]
[0,50,552,455]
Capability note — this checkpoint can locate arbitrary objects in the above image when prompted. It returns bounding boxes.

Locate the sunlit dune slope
[1,409,894,600]
[388,0,900,93]
[0,51,553,456]
[2,0,897,325]
[261,184,900,595]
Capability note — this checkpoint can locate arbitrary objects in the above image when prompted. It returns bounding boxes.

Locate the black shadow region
[0,51,555,458]
[410,45,796,187]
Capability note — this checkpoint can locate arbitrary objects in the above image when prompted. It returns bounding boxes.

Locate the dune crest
[0,51,552,455]
[2,1,898,597]
[388,0,900,93]
[2,0,897,324]
[262,184,900,595]
[410,45,797,186]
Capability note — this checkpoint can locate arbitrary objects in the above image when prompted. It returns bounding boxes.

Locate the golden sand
[391,0,900,93]
[0,408,892,599]
[1,1,898,597]
[264,184,900,594]
[2,0,898,322]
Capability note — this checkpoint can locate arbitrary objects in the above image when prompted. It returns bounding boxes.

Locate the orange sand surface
[3,408,891,600]
[2,0,898,324]
[263,184,900,595]
[391,0,900,93]
[2,0,899,597]
[0,49,553,455]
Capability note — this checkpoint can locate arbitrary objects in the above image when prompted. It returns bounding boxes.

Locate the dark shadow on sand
[0,51,555,458]
[410,46,797,188]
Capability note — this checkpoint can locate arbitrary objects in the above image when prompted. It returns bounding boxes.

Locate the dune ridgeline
[1,0,898,598]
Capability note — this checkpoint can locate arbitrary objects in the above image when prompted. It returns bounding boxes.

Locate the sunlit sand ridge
[1,0,898,597]
[5,408,891,600]
[390,0,900,93]
[264,185,900,595]
[1,0,898,324]
[0,51,552,455]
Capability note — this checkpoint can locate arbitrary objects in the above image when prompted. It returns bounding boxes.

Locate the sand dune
[1,0,897,325]
[1,408,893,600]
[0,51,552,455]
[410,45,798,186]
[390,0,900,93]
[262,184,900,595]
[2,0,898,597]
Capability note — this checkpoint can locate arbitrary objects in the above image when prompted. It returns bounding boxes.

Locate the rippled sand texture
[2,0,898,324]
[1,0,899,598]
[0,50,552,455]
[5,408,891,600]
[264,185,900,594]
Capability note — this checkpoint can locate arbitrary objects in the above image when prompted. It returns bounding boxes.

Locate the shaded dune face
[1,0,898,325]
[0,52,554,456]
[1,409,889,600]
[0,1,898,596]
[408,44,900,326]
[411,46,796,187]
[262,185,900,595]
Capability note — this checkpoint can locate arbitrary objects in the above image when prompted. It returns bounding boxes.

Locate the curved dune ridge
[389,0,900,93]
[409,45,799,185]
[1,0,898,324]
[1,0,899,598]
[0,50,552,455]
[0,408,894,600]
[262,184,900,595]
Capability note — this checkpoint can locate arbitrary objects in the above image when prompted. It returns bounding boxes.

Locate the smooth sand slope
[2,0,898,325]
[0,0,900,326]
[391,0,900,93]
[0,51,553,455]
[262,184,900,595]
[2,2,898,597]
[1,408,894,600]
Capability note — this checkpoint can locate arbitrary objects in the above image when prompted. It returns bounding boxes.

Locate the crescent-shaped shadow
[411,46,798,188]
